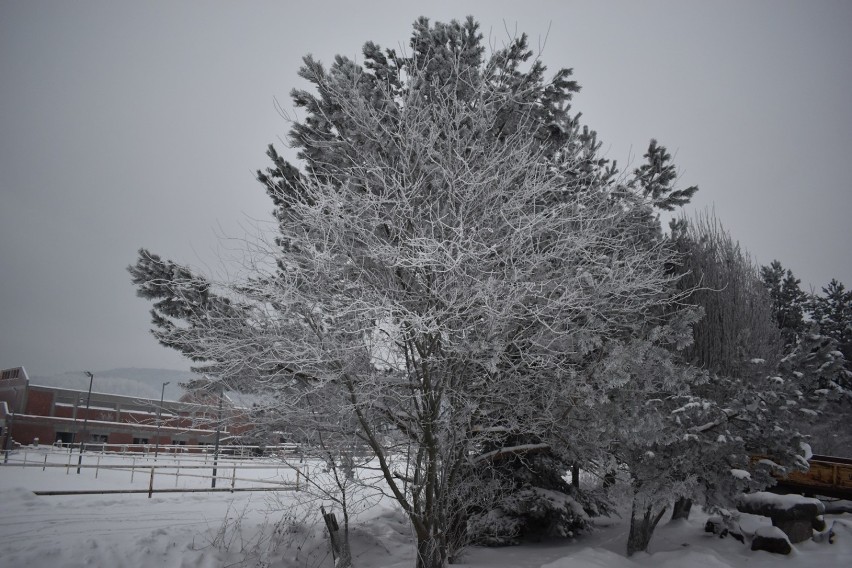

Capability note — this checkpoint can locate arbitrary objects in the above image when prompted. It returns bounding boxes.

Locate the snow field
[1,447,851,567]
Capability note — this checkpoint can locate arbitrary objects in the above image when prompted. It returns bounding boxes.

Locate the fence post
[43,454,48,472]
[131,457,136,483]
[296,467,301,491]
[231,465,236,492]
[22,450,27,467]
[175,460,180,487]
[148,467,155,498]
[321,505,345,565]
[66,451,71,475]
[95,455,101,479]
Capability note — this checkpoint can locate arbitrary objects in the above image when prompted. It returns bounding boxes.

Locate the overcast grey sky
[2,0,851,376]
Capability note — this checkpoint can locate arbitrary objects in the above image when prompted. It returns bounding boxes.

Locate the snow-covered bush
[468,487,589,546]
[464,451,597,546]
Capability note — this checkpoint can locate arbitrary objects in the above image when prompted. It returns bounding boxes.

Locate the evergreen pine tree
[633,139,698,211]
[130,17,704,565]
[810,278,852,371]
[128,249,243,368]
[664,215,810,524]
[778,324,851,454]
[760,260,807,348]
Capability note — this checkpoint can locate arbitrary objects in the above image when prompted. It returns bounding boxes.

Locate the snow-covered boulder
[751,526,792,554]
[704,515,745,543]
[738,491,824,543]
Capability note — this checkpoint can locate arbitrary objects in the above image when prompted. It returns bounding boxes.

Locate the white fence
[0,445,304,497]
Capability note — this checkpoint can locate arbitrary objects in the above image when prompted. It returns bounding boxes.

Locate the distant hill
[29,368,199,401]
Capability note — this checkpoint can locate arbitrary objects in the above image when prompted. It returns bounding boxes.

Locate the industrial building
[1,366,250,451]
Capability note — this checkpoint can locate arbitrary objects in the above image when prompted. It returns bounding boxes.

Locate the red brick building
[1,366,251,450]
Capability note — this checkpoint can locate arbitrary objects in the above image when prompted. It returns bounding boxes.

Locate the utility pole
[2,413,12,463]
[3,390,17,463]
[153,381,170,460]
[77,371,94,474]
[70,396,83,447]
[211,383,224,488]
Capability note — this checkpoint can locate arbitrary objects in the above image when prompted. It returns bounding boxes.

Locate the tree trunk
[671,497,692,520]
[335,542,352,568]
[416,533,447,568]
[627,500,667,556]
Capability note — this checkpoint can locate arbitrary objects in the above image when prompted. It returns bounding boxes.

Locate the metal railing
[1,446,304,498]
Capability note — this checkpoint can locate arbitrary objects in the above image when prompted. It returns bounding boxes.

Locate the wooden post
[95,455,101,479]
[66,451,71,475]
[175,460,180,487]
[320,505,350,567]
[22,450,27,467]
[43,454,48,471]
[296,467,301,491]
[148,467,155,498]
[131,457,136,483]
[231,465,236,492]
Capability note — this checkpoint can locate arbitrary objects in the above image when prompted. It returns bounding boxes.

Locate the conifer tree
[633,139,698,211]
[801,279,852,454]
[128,249,244,369]
[460,131,700,549]
[664,215,811,525]
[131,17,702,566]
[810,279,852,369]
[778,324,850,454]
[760,260,807,348]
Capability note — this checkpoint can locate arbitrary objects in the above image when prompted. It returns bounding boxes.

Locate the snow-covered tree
[130,18,704,567]
[760,260,808,348]
[662,215,812,524]
[584,325,705,556]
[809,279,852,371]
[756,270,851,455]
[757,266,852,456]
[459,132,700,549]
[675,215,784,377]
[129,249,244,366]
[780,325,851,456]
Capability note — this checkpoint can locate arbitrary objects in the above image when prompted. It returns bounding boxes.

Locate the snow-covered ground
[1,447,850,567]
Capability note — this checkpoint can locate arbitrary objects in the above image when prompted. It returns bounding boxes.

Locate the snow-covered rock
[751,525,792,554]
[738,492,824,543]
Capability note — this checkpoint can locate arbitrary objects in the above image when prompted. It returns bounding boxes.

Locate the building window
[55,432,74,445]
[133,437,149,445]
[1,368,20,380]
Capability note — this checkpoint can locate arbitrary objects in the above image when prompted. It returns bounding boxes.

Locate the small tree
[585,327,705,556]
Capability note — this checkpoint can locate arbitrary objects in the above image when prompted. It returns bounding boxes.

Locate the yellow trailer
[776,454,852,499]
